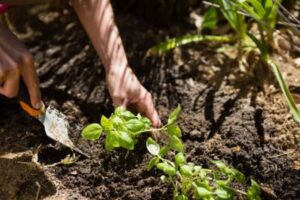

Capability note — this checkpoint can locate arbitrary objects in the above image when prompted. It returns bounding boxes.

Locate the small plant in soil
[82,106,152,151]
[146,138,261,200]
[148,0,300,123]
[81,106,261,199]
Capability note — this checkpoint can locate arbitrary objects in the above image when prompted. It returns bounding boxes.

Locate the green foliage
[147,35,233,55]
[81,123,103,141]
[144,106,260,199]
[202,7,218,30]
[148,0,300,124]
[168,104,182,125]
[236,0,281,30]
[247,179,261,200]
[146,137,160,156]
[82,106,261,199]
[148,136,260,200]
[82,107,151,151]
[215,0,247,40]
[267,59,300,122]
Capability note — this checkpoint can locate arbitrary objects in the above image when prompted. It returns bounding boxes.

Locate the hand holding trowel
[18,81,90,158]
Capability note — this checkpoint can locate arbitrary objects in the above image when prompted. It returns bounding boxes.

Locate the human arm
[71,0,161,127]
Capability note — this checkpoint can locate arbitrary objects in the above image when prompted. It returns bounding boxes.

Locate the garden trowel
[18,82,90,158]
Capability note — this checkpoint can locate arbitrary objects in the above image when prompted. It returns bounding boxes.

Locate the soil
[0,4,300,200]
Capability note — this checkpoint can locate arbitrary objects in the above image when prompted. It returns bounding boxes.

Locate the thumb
[136,92,161,128]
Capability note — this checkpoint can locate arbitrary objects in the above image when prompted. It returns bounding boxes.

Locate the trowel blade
[38,106,89,158]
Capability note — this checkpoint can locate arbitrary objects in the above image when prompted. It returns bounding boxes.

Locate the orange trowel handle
[18,80,45,118]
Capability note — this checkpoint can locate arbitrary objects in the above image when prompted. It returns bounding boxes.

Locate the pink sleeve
[0,4,10,14]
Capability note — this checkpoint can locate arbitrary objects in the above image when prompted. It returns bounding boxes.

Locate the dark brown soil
[0,4,299,200]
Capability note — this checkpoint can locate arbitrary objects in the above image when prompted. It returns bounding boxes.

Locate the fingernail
[33,101,44,110]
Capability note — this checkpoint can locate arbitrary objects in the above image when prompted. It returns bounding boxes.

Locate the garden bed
[0,4,299,200]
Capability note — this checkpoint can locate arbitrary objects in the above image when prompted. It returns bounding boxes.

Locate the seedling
[82,106,261,199]
[146,137,261,200]
[44,154,80,168]
[147,0,300,124]
[82,106,154,151]
[82,105,183,151]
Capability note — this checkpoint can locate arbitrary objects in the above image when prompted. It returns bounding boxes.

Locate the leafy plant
[149,147,261,200]
[145,107,260,200]
[82,106,152,151]
[147,35,234,56]
[82,106,261,199]
[147,0,300,123]
[82,105,182,151]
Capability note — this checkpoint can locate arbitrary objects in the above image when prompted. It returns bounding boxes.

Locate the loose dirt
[0,4,299,200]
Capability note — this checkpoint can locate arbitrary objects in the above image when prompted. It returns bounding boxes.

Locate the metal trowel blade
[38,106,90,158]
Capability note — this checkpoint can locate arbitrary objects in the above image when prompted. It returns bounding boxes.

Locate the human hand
[106,66,161,127]
[0,24,42,109]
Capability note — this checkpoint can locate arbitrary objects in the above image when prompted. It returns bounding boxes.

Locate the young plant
[82,105,183,151]
[81,106,261,199]
[148,0,300,124]
[81,106,152,151]
[146,138,261,200]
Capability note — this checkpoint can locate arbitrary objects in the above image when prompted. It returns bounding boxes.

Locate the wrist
[104,62,129,77]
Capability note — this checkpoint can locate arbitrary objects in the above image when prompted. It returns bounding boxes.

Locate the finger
[0,73,5,87]
[19,54,42,109]
[0,74,20,98]
[111,96,126,108]
[135,92,161,128]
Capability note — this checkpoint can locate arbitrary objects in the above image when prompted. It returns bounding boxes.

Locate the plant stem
[158,155,176,168]
[134,126,168,136]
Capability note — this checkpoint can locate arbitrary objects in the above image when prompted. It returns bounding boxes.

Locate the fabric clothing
[0,4,9,14]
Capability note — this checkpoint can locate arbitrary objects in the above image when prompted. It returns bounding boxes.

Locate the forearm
[71,0,128,73]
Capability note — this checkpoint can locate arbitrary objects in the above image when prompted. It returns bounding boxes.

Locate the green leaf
[194,166,206,179]
[119,131,134,150]
[141,117,151,129]
[180,164,193,177]
[268,60,300,123]
[147,157,160,171]
[202,7,218,30]
[194,186,212,199]
[120,110,136,120]
[81,123,103,141]
[175,194,188,200]
[216,180,228,188]
[218,0,247,40]
[247,32,268,59]
[194,180,211,191]
[105,131,120,151]
[215,187,231,199]
[175,152,186,166]
[148,35,233,56]
[212,160,245,182]
[156,162,176,176]
[159,146,170,157]
[146,137,160,156]
[114,106,126,115]
[100,115,113,130]
[212,160,227,172]
[160,175,167,183]
[247,179,261,200]
[245,0,266,17]
[168,105,182,125]
[169,135,184,152]
[167,124,182,137]
[111,116,123,127]
[232,168,245,183]
[126,119,145,132]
